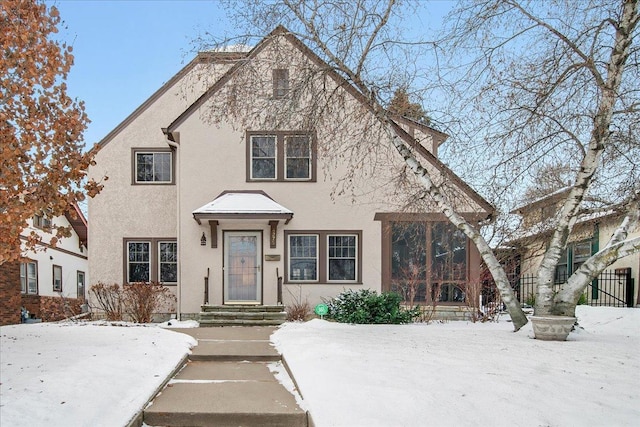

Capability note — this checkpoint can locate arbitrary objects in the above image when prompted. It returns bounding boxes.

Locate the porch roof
[192,191,293,224]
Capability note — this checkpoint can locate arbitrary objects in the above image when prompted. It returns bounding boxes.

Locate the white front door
[224,231,262,304]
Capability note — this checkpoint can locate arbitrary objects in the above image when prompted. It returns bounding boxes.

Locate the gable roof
[95,52,247,151]
[65,203,88,247]
[164,26,493,216]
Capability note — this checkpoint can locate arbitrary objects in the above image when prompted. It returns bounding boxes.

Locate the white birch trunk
[552,203,640,316]
[384,124,529,331]
[535,0,638,315]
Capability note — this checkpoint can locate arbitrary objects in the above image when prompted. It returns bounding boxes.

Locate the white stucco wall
[21,215,88,299]
[88,35,492,318]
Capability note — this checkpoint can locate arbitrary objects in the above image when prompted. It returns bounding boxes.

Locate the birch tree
[437,0,639,317]
[206,0,639,329]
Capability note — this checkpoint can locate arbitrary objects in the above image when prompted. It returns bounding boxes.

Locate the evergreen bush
[327,289,420,324]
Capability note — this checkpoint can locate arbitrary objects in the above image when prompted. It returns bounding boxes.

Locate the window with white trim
[288,235,318,281]
[250,136,277,179]
[328,235,357,281]
[53,265,62,292]
[159,241,178,283]
[247,132,314,182]
[20,261,38,294]
[134,151,172,183]
[128,241,150,282]
[286,231,361,284]
[77,271,86,299]
[125,239,178,284]
[285,135,311,179]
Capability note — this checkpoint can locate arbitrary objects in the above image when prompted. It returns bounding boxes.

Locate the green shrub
[327,289,420,324]
[577,293,588,305]
[524,293,536,307]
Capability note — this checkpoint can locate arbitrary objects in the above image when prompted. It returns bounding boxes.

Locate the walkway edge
[281,353,316,427]
[125,353,189,427]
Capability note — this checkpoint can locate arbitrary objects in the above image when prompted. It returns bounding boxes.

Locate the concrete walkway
[143,327,308,427]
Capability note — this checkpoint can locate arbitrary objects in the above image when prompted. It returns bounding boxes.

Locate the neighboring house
[509,189,639,307]
[0,204,88,325]
[88,27,494,321]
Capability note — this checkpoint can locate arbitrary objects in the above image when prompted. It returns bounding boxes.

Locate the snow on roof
[192,192,294,224]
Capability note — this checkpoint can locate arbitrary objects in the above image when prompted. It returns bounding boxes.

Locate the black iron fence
[513,268,634,308]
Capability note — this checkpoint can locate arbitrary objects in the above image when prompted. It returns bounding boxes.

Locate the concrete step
[188,339,281,362]
[199,318,286,327]
[199,305,287,326]
[144,381,307,427]
[200,311,287,320]
[201,304,286,313]
[144,360,307,427]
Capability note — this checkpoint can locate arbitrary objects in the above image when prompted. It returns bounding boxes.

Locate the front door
[224,231,262,304]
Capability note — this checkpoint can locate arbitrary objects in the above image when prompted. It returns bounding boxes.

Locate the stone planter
[530,316,576,341]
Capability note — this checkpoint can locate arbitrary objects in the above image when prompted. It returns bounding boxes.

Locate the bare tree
[436,0,639,317]
[199,0,639,330]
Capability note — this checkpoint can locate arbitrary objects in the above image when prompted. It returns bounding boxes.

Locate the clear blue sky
[50,0,453,148]
[51,0,231,146]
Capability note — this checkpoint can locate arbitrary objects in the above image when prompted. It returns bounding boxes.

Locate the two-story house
[510,189,638,307]
[88,27,494,322]
[0,204,88,325]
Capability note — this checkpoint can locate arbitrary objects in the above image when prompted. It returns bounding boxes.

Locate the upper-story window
[247,132,315,182]
[33,212,51,229]
[133,149,173,184]
[273,69,289,98]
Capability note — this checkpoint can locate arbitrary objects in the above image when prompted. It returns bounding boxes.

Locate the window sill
[284,281,363,285]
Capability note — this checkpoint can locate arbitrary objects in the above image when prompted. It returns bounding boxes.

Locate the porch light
[200,232,207,246]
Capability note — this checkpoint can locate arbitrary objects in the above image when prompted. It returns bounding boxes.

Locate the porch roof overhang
[192,191,293,225]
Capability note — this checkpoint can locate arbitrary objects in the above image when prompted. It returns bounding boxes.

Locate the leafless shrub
[121,282,176,324]
[89,282,122,321]
[285,285,311,321]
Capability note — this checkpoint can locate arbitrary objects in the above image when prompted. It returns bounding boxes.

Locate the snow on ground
[272,306,640,427]
[0,322,196,427]
[0,307,638,427]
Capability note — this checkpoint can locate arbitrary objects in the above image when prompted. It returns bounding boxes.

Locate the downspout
[163,129,181,319]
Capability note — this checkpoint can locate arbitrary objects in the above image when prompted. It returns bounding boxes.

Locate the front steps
[199,305,287,327]
[143,327,308,427]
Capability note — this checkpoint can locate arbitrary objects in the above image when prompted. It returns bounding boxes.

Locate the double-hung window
[285,135,311,179]
[133,149,173,184]
[159,241,178,283]
[251,136,277,179]
[20,261,38,294]
[53,265,62,292]
[247,132,314,182]
[328,235,357,281]
[286,231,361,283]
[125,239,178,284]
[288,235,318,281]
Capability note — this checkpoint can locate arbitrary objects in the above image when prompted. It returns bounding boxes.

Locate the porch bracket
[269,220,279,248]
[209,220,218,248]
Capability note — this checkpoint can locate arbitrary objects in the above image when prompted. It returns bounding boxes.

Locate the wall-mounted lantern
[200,232,207,246]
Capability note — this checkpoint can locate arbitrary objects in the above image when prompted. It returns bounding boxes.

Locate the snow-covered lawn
[0,321,196,427]
[273,306,640,427]
[1,307,638,427]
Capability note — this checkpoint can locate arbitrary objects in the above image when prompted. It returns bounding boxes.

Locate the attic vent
[273,69,289,98]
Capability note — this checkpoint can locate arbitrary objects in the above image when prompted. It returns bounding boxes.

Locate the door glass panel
[227,235,258,301]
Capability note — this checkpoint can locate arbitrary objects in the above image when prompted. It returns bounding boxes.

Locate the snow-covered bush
[327,289,420,324]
